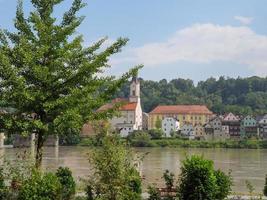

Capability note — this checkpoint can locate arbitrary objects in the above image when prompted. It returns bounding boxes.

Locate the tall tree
[0,0,140,168]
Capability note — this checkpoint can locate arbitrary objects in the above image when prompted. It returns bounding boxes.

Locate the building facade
[180,123,195,140]
[222,113,240,139]
[240,115,258,138]
[162,117,180,137]
[97,77,142,137]
[148,105,213,130]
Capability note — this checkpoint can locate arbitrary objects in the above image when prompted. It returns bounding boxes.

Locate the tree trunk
[35,132,45,169]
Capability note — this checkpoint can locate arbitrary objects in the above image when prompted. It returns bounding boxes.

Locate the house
[180,122,195,140]
[162,117,180,137]
[257,114,267,139]
[240,115,258,138]
[222,113,241,139]
[96,76,143,137]
[142,112,149,131]
[194,124,205,140]
[148,105,213,130]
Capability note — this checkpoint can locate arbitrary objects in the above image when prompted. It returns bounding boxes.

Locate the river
[1,146,267,193]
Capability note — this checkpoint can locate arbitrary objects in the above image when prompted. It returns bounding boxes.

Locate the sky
[0,0,267,82]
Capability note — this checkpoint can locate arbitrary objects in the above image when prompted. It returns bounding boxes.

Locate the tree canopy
[117,76,267,115]
[0,0,140,167]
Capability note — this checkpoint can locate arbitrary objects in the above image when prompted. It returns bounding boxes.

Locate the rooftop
[149,105,213,115]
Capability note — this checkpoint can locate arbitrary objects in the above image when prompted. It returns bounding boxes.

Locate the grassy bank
[79,137,267,149]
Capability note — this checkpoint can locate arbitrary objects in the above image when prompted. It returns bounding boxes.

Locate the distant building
[194,124,205,140]
[180,123,195,140]
[162,117,180,137]
[92,76,142,137]
[142,112,149,131]
[240,115,258,138]
[222,113,240,139]
[257,114,267,139]
[148,105,213,130]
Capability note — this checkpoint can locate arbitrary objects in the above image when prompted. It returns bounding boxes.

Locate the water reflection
[3,146,267,193]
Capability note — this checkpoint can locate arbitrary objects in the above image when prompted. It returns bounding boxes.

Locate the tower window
[132,90,136,96]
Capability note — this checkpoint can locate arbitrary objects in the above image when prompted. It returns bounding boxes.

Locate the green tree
[177,155,218,200]
[155,118,162,129]
[0,0,140,168]
[18,171,62,200]
[87,135,142,200]
[56,167,76,200]
[214,170,232,200]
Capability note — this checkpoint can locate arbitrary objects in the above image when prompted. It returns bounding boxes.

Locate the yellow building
[148,105,213,130]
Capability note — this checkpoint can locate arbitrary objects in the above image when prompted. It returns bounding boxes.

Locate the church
[83,76,143,137]
[110,77,142,137]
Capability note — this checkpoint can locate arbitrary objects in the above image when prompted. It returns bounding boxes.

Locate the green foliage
[59,133,81,146]
[0,168,7,200]
[214,170,232,200]
[177,155,232,200]
[163,170,175,190]
[264,175,267,197]
[148,129,163,139]
[0,0,140,167]
[56,167,76,200]
[155,118,162,129]
[86,135,142,200]
[117,77,267,114]
[18,171,62,200]
[128,131,154,147]
[147,185,161,200]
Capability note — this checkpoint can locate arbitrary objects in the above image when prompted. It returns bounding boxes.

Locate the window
[132,90,136,96]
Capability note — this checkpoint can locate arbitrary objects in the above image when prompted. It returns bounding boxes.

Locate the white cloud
[112,23,267,76]
[234,16,253,25]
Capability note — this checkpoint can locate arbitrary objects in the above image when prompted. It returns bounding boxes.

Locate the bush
[87,135,142,200]
[128,131,153,147]
[56,167,76,200]
[0,168,7,200]
[18,171,62,200]
[214,170,232,200]
[147,185,161,200]
[59,128,81,146]
[177,155,230,200]
[148,129,163,139]
[264,175,267,196]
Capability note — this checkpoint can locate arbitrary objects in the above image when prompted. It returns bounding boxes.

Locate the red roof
[149,105,213,115]
[97,100,137,112]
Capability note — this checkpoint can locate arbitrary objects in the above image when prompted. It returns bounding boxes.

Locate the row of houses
[81,76,267,140]
[157,113,267,140]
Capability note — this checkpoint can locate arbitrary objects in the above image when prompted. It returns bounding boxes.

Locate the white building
[162,117,180,137]
[181,123,195,140]
[98,77,142,137]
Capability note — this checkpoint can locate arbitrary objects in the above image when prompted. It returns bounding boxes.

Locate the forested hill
[116,76,267,115]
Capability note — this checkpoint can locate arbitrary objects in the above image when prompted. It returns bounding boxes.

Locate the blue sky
[0,0,267,82]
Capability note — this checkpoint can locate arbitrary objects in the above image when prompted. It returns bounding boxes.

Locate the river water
[1,146,267,193]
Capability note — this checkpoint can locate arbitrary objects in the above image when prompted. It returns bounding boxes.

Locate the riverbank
[79,137,267,149]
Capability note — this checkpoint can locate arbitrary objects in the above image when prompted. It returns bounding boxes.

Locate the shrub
[163,170,175,190]
[18,171,62,200]
[0,168,7,200]
[177,155,218,200]
[56,167,76,200]
[59,133,81,146]
[148,129,163,139]
[87,135,142,200]
[264,175,267,196]
[147,185,161,200]
[129,131,153,147]
[214,170,232,200]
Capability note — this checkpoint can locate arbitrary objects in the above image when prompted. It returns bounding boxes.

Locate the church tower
[129,76,140,103]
